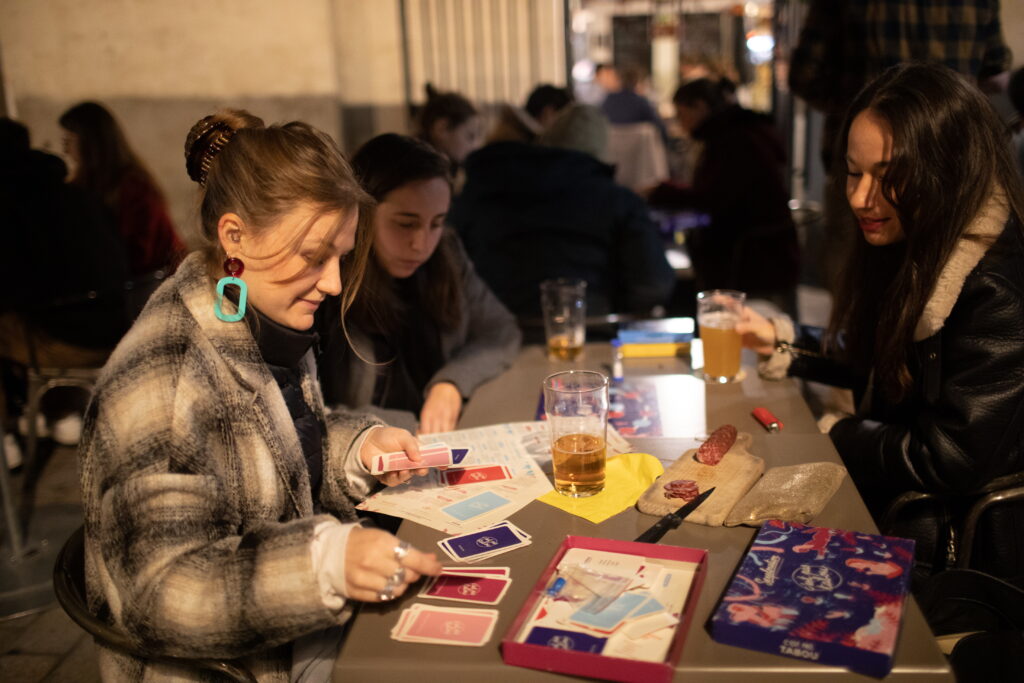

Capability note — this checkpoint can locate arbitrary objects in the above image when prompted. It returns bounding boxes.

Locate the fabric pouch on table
[537,452,663,524]
[637,432,764,526]
[723,461,847,527]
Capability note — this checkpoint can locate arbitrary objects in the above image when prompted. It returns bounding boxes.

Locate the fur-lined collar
[914,192,1009,341]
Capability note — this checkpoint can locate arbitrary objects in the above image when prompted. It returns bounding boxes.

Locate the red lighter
[752,406,783,432]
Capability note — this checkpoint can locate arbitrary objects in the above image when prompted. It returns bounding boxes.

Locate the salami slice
[695,424,737,466]
[664,479,700,502]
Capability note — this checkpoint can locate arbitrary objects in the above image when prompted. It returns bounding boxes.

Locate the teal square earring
[215,256,247,322]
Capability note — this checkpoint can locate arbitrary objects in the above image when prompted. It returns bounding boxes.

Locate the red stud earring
[215,257,247,322]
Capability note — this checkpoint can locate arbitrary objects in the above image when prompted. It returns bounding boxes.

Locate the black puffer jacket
[791,218,1024,586]
[450,142,675,319]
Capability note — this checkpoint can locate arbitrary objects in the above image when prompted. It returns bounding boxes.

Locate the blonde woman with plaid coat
[79,110,442,682]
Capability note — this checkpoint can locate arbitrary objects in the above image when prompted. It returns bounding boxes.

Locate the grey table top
[334,344,952,682]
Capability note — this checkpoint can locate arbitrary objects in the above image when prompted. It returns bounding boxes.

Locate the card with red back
[370,443,452,475]
[442,464,512,487]
[421,574,512,605]
[393,605,499,646]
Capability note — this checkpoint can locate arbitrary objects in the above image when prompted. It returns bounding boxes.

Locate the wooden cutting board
[637,432,763,526]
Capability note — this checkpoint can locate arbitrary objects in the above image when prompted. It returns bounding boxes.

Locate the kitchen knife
[633,487,716,544]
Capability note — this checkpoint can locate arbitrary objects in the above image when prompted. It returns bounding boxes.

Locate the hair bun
[184,109,263,185]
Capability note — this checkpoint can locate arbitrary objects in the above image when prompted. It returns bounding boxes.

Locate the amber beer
[547,334,584,361]
[699,312,742,380]
[696,290,746,383]
[541,279,586,361]
[552,433,606,496]
[543,370,609,498]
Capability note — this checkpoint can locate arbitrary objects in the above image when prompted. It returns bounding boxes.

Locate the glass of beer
[543,370,608,497]
[696,289,746,383]
[540,278,586,361]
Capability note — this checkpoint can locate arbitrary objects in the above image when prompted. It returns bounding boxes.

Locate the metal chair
[53,526,256,683]
[881,471,1024,572]
[21,269,169,475]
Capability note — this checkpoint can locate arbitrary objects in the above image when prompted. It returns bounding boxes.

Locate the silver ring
[378,577,398,601]
[393,540,411,562]
[390,566,407,585]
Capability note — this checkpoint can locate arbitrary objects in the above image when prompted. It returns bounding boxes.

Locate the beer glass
[696,290,746,383]
[540,278,586,361]
[543,370,608,497]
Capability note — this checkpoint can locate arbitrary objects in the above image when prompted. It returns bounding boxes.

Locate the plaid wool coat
[79,252,381,681]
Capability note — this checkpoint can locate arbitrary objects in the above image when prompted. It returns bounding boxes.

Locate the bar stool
[22,365,101,472]
[53,526,256,682]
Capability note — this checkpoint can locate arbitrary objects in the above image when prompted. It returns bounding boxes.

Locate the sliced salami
[695,424,737,466]
[664,479,700,502]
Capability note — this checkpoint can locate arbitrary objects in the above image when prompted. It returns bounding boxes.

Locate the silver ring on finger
[393,540,411,562]
[390,566,406,585]
[378,577,398,602]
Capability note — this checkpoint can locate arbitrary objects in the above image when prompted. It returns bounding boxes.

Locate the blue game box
[709,521,915,678]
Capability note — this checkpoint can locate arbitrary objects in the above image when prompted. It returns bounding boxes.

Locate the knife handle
[634,516,677,544]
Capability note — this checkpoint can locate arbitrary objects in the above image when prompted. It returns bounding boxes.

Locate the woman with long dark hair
[60,101,184,274]
[317,133,520,435]
[738,63,1024,584]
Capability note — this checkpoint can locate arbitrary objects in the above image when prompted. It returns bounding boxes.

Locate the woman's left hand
[359,426,428,487]
[418,382,462,435]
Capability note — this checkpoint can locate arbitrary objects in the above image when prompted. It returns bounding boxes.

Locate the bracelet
[774,340,824,359]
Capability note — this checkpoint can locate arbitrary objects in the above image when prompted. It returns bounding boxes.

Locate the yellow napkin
[537,453,664,524]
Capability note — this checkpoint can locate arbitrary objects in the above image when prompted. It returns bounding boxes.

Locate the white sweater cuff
[757,315,796,380]
[311,519,363,611]
[343,425,382,500]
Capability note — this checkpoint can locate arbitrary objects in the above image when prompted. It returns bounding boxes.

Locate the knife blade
[633,487,716,544]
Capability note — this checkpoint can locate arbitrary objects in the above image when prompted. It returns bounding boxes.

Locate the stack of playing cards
[419,567,512,605]
[369,443,469,475]
[390,604,500,646]
[438,521,531,563]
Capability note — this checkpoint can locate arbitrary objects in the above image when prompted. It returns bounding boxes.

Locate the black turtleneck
[245,306,324,502]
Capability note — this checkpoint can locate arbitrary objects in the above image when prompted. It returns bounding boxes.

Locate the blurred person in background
[524,84,575,130]
[451,104,675,325]
[60,101,184,276]
[416,84,483,174]
[647,78,800,315]
[601,64,669,146]
[0,117,128,461]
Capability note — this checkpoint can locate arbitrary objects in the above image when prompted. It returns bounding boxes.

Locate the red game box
[501,536,708,683]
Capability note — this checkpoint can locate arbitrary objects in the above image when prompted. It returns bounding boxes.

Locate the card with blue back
[442,491,510,521]
[525,626,606,653]
[444,524,522,559]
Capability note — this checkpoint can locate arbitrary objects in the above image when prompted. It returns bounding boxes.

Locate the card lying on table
[370,443,454,475]
[709,520,915,678]
[442,464,512,487]
[419,570,512,605]
[391,604,500,646]
[438,521,531,563]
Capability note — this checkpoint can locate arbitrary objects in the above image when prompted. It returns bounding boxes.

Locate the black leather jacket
[790,220,1024,584]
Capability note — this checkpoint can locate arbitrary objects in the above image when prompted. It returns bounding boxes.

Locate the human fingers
[344,530,436,601]
[378,469,414,487]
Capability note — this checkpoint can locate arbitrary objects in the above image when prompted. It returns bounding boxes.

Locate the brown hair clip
[185,118,236,186]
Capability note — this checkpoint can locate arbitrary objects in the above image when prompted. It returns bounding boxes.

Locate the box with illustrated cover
[709,521,915,678]
[501,536,707,683]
